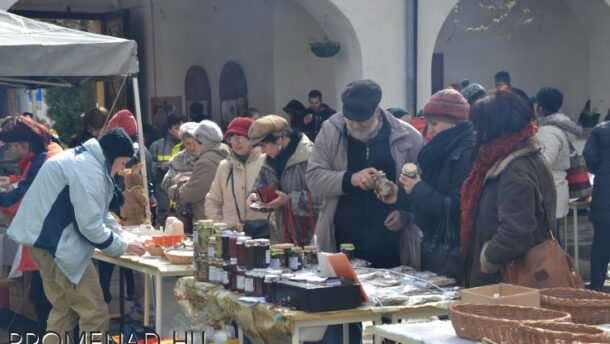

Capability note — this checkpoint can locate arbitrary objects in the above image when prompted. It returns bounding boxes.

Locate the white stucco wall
[565,0,610,119]
[330,0,408,109]
[272,0,337,113]
[417,0,457,111]
[433,0,590,119]
[128,0,276,123]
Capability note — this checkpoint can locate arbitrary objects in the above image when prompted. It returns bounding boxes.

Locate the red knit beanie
[423,88,470,123]
[107,109,137,137]
[225,117,254,140]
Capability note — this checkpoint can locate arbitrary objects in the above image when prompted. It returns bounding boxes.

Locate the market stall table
[93,251,193,332]
[367,320,474,344]
[174,277,454,344]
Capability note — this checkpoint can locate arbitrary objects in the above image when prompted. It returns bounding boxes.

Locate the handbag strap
[229,166,271,224]
[228,167,243,223]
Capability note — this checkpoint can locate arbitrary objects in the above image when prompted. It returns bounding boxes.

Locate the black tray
[269,279,362,312]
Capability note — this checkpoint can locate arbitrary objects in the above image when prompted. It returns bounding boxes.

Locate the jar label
[245,278,254,293]
[270,258,280,269]
[237,276,245,290]
[209,266,216,281]
[223,271,229,284]
[230,257,237,265]
[289,256,299,270]
[265,250,270,265]
[208,246,215,258]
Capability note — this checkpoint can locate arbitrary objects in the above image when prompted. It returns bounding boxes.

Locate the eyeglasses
[227,135,248,144]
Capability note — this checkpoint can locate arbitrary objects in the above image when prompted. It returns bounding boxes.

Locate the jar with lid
[214,230,223,259]
[222,260,230,289]
[254,239,270,268]
[207,236,216,258]
[288,247,303,271]
[244,240,256,270]
[221,231,231,261]
[235,223,244,233]
[340,243,355,261]
[208,258,217,284]
[244,271,255,296]
[236,237,249,267]
[235,266,246,292]
[302,246,318,269]
[195,253,208,282]
[269,249,285,269]
[229,234,239,262]
[202,219,214,238]
[214,258,224,284]
[264,274,280,302]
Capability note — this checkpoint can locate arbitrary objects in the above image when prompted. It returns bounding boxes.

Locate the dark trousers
[590,221,610,291]
[97,261,135,303]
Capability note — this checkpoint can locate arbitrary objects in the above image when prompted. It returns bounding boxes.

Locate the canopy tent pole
[132,76,152,223]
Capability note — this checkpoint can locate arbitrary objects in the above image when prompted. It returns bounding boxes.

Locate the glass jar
[264,274,280,303]
[288,247,303,271]
[235,223,244,233]
[303,245,318,269]
[221,231,231,261]
[222,260,230,289]
[252,270,265,297]
[269,249,285,269]
[195,253,208,282]
[236,237,247,267]
[229,234,238,262]
[236,266,246,292]
[340,243,355,261]
[214,230,223,259]
[207,236,216,258]
[253,239,269,268]
[214,258,224,284]
[245,240,256,270]
[244,271,255,296]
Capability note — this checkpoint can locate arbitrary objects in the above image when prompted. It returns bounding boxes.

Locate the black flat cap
[341,79,382,121]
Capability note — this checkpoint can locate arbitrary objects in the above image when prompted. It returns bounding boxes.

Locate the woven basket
[449,303,571,343]
[540,288,610,324]
[518,321,610,343]
[164,249,194,264]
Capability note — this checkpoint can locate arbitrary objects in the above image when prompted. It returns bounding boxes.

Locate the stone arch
[420,0,610,119]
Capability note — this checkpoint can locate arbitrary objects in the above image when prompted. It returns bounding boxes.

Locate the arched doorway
[421,0,598,119]
[219,61,248,129]
[184,65,211,122]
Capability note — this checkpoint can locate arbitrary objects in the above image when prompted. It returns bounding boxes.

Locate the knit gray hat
[461,83,486,103]
[186,120,223,145]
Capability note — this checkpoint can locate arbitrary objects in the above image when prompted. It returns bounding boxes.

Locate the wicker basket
[145,245,164,256]
[518,321,610,343]
[540,288,610,324]
[449,303,571,343]
[164,249,194,265]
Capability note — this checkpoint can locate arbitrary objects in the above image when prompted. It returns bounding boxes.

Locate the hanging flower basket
[310,40,341,58]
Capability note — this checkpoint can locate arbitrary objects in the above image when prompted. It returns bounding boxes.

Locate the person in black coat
[583,121,610,290]
[384,89,475,284]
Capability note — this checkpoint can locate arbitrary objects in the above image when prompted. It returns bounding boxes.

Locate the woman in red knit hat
[204,117,271,238]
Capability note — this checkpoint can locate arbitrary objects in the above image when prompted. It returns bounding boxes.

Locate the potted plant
[578,100,601,128]
[310,36,341,58]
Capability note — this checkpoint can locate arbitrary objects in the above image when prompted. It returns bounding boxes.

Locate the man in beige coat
[173,120,230,223]
[306,80,423,268]
[205,117,268,228]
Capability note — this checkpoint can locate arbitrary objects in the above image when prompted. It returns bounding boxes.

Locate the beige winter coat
[175,142,230,222]
[205,148,267,226]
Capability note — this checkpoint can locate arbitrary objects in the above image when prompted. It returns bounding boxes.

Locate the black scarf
[417,122,474,174]
[266,132,301,177]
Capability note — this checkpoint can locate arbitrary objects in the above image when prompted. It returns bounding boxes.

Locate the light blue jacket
[8,138,128,284]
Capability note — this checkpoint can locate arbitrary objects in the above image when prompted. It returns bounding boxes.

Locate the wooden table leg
[144,274,150,326]
[155,273,162,333]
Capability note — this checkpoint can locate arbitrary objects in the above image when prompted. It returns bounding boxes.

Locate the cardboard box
[461,283,540,307]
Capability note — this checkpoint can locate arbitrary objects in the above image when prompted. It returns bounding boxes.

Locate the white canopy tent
[0,9,150,219]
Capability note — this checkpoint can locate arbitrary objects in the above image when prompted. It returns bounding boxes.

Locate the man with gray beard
[307,79,423,268]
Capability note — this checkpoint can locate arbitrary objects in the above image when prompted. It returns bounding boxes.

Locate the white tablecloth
[370,320,473,344]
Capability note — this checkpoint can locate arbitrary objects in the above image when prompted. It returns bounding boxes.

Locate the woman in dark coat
[391,89,476,283]
[461,87,556,287]
[583,121,610,290]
